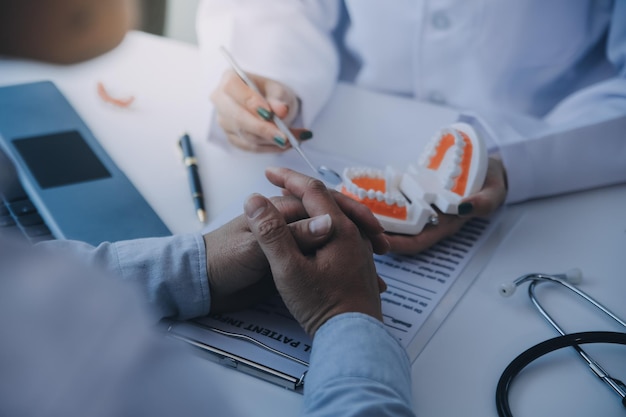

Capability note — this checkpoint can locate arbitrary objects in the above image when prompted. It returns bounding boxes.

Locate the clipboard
[162,296,310,391]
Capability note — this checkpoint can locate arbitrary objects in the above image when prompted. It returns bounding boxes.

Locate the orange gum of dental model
[427,131,473,196]
[341,177,408,219]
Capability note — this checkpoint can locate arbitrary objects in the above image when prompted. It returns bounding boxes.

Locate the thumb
[244,193,300,269]
[288,214,333,253]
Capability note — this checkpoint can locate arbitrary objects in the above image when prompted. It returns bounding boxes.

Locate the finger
[264,167,343,219]
[281,187,383,234]
[291,128,314,142]
[267,98,290,120]
[263,195,336,253]
[288,214,334,253]
[330,190,389,254]
[226,132,288,153]
[269,195,309,222]
[225,72,299,135]
[214,94,288,150]
[244,193,302,270]
[271,196,336,252]
[220,70,273,119]
[377,276,387,293]
[367,234,390,255]
[459,157,507,217]
[385,215,467,254]
[212,71,272,131]
[223,196,332,259]
[330,190,384,234]
[278,181,389,254]
[265,167,376,262]
[221,73,302,146]
[263,78,300,123]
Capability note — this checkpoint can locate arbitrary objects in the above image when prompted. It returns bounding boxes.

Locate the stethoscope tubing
[495,331,626,417]
[496,273,626,417]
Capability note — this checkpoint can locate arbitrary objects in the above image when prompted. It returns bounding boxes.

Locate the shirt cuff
[303,313,413,411]
[110,233,211,320]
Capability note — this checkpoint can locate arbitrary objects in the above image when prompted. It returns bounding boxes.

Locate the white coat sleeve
[196,0,342,143]
[464,2,626,204]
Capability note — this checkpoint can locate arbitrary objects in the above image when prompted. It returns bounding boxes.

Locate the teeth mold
[338,122,488,235]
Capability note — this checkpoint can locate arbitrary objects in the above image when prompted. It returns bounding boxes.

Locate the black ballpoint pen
[178,133,206,223]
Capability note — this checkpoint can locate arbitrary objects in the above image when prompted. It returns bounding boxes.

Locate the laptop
[0,81,170,245]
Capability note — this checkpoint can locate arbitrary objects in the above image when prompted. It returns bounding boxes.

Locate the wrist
[305,300,383,337]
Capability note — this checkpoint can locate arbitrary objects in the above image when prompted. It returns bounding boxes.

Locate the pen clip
[178,133,195,162]
[177,139,184,161]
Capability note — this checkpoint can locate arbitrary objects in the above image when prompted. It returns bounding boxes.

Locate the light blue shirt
[304,314,414,417]
[1,234,414,416]
[43,234,211,320]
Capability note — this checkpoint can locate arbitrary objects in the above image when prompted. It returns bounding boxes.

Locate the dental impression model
[339,122,488,235]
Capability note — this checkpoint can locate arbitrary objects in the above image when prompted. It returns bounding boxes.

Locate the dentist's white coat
[197,0,626,203]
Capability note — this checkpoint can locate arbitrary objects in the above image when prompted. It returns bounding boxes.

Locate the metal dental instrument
[220,46,342,185]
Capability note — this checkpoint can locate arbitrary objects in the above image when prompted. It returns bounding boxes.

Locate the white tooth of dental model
[338,122,488,235]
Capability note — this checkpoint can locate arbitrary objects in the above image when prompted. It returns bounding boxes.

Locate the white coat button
[431,11,451,30]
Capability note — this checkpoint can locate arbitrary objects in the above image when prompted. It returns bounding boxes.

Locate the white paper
[374,217,494,348]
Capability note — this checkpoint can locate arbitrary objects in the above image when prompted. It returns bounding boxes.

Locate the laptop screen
[12,130,111,189]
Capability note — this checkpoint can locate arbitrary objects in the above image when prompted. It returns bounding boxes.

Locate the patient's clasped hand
[339,123,487,235]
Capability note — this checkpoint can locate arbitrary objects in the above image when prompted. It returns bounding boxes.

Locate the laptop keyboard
[0,183,54,243]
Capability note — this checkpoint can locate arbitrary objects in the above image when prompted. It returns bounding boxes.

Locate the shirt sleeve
[461,2,626,204]
[302,313,415,417]
[196,0,342,144]
[37,233,211,320]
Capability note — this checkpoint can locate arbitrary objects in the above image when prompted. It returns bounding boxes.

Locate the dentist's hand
[245,168,385,336]
[385,156,507,254]
[211,70,312,152]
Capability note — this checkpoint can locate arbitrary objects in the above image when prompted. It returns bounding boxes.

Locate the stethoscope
[496,269,626,417]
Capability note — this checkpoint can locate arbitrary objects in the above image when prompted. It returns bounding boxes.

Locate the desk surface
[1,31,625,416]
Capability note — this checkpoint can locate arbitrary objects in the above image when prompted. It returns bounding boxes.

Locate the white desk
[2,31,625,416]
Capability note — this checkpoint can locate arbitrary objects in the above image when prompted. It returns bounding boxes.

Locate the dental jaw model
[339,122,488,235]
